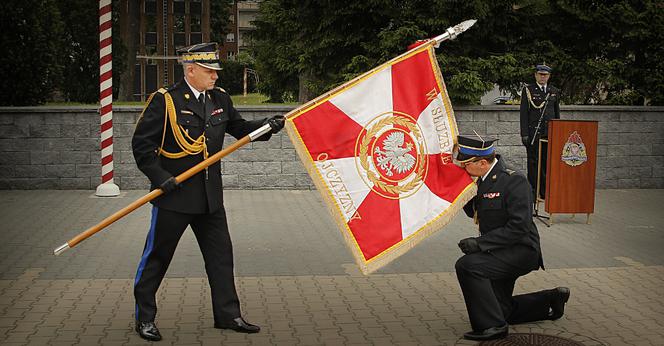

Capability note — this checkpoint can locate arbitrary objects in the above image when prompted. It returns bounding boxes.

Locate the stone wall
[1,105,662,190]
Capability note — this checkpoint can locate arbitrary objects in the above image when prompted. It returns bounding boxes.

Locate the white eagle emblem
[374,131,416,176]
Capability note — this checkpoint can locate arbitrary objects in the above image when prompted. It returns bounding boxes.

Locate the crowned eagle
[374,131,416,176]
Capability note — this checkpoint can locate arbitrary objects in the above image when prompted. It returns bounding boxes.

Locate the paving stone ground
[0,189,663,345]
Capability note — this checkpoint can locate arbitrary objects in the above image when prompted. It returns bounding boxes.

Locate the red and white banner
[285,45,476,274]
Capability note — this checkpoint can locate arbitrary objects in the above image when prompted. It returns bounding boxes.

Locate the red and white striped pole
[95,0,120,196]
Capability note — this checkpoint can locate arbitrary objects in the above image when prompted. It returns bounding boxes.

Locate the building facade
[237,1,260,54]
[119,0,260,101]
[218,0,260,60]
[120,0,212,101]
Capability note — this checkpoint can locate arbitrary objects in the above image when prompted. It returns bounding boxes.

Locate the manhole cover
[479,333,586,346]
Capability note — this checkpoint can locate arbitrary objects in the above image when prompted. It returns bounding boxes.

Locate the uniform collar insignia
[184,93,190,100]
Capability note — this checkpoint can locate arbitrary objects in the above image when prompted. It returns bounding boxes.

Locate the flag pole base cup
[95,182,120,197]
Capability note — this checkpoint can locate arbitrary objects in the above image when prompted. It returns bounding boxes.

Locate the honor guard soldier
[131,42,285,341]
[453,134,569,341]
[520,64,560,200]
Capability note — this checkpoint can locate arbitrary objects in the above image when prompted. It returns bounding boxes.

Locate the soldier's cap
[456,134,498,163]
[535,64,552,74]
[178,42,222,71]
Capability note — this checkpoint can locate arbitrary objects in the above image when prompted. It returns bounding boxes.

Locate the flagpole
[53,19,476,256]
[53,125,271,255]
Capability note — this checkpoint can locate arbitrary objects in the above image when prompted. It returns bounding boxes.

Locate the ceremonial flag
[285,44,476,274]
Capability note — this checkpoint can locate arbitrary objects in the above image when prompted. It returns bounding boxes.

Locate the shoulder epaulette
[157,88,167,94]
[505,168,516,175]
[215,86,227,93]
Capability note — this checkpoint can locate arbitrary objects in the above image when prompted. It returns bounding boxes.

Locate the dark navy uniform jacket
[463,157,544,271]
[132,80,270,214]
[519,83,560,140]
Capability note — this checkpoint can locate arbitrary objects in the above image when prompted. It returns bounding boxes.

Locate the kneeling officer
[454,134,570,341]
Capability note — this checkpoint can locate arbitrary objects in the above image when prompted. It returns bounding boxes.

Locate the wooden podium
[538,119,598,225]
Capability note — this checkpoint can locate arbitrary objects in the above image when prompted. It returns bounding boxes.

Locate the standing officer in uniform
[520,64,560,200]
[454,134,569,341]
[131,42,285,341]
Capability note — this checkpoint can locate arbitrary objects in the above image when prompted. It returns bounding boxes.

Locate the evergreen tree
[0,0,65,106]
[251,0,664,105]
[56,0,101,103]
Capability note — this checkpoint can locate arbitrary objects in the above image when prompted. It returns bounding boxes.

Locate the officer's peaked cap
[535,64,552,74]
[456,134,498,163]
[178,42,222,71]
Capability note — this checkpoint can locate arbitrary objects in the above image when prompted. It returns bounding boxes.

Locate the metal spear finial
[432,19,477,46]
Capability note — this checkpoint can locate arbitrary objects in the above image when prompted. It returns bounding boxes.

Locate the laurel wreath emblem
[358,115,427,197]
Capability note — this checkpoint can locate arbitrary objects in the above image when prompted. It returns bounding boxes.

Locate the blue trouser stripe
[134,206,159,319]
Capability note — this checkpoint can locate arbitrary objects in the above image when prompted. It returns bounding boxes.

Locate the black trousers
[455,251,551,332]
[526,139,548,199]
[134,206,241,323]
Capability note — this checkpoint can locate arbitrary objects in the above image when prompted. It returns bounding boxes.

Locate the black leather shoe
[549,286,571,320]
[135,321,162,341]
[463,324,508,341]
[215,317,260,333]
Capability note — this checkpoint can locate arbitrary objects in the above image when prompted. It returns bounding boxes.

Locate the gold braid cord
[358,116,426,196]
[158,92,208,159]
[525,87,549,109]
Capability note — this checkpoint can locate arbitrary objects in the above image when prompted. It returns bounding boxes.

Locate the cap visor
[195,62,222,71]
[455,152,476,163]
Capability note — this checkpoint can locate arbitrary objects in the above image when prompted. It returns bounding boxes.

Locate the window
[145,15,156,32]
[174,33,186,48]
[145,0,156,14]
[145,32,157,46]
[226,33,235,42]
[145,45,157,56]
[190,14,201,32]
[173,0,185,14]
[190,33,202,44]
[190,0,202,15]
[174,14,185,32]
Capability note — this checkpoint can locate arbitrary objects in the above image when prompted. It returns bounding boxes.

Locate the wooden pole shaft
[55,134,253,254]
